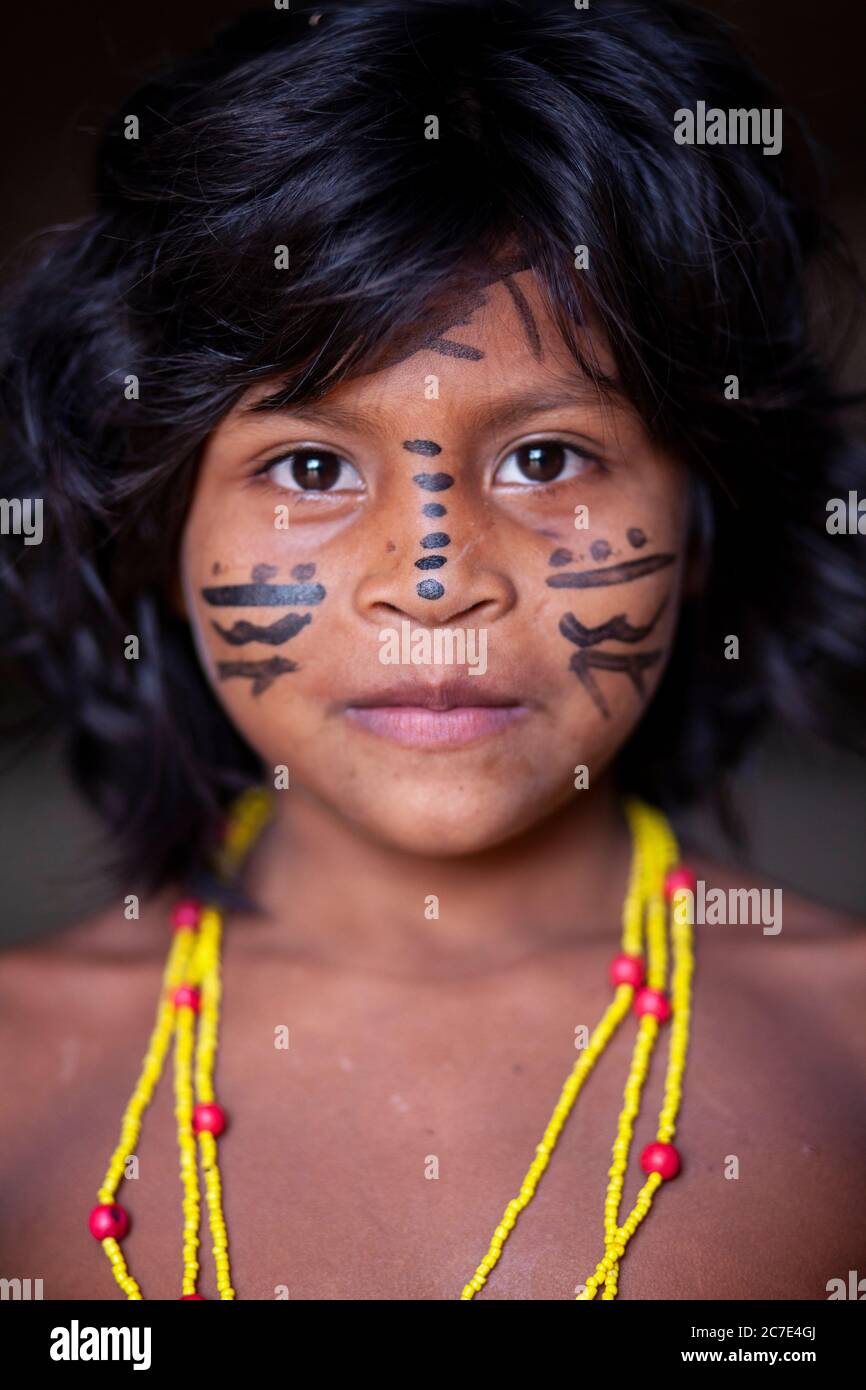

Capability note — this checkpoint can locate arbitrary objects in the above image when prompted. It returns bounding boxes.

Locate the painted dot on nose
[412,473,454,492]
[417,579,445,600]
[420,532,450,549]
[402,439,442,456]
[422,503,447,518]
[415,556,447,569]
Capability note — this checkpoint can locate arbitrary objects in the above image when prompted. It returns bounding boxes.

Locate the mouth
[341,678,531,748]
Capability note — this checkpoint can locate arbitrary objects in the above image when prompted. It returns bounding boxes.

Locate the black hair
[1,0,864,892]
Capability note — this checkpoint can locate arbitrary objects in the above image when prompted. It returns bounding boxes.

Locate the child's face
[180,269,689,853]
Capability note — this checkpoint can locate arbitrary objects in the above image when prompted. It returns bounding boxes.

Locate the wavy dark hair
[1,0,864,892]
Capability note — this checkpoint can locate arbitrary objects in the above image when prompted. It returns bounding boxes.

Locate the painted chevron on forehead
[371,252,536,369]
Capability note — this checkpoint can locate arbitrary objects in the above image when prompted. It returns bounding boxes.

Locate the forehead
[233,267,618,424]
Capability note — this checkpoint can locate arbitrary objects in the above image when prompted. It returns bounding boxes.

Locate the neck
[240,777,631,980]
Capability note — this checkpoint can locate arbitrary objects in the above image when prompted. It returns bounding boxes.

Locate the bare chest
[1,945,863,1301]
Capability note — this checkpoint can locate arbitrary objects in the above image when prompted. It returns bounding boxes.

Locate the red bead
[193,1102,226,1136]
[180,1294,205,1299]
[664,866,697,900]
[633,987,672,1021]
[609,953,645,988]
[172,985,201,1011]
[640,1141,681,1179]
[88,1203,130,1240]
[171,898,201,930]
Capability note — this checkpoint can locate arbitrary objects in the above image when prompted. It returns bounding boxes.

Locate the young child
[1,0,864,1302]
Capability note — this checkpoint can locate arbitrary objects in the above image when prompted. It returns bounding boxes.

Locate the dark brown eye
[290,449,341,489]
[493,440,594,487]
[514,442,567,482]
[262,448,363,493]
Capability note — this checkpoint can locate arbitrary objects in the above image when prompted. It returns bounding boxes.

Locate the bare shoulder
[685,848,866,1065]
[687,848,866,945]
[0,892,177,1047]
[0,889,178,965]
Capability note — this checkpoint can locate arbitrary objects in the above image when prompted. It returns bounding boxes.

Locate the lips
[343,677,523,711]
[340,678,530,747]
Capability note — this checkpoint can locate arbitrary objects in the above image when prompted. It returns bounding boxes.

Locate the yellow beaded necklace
[88,789,695,1300]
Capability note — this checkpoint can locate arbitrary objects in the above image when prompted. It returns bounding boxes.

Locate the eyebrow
[243,375,625,438]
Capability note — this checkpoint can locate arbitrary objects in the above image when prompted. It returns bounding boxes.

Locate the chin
[338,786,566,858]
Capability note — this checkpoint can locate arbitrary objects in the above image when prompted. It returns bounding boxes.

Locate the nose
[354,519,517,628]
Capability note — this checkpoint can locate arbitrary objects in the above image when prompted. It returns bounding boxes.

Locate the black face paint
[417,579,445,600]
[403,287,488,361]
[590,539,612,562]
[291,562,317,580]
[212,613,312,646]
[217,656,299,694]
[412,473,455,492]
[371,253,531,371]
[420,532,450,549]
[567,650,662,719]
[501,276,543,360]
[203,582,326,606]
[546,554,675,590]
[559,598,668,648]
[251,563,279,582]
[422,502,447,517]
[548,548,573,567]
[402,440,442,456]
[415,556,447,570]
[626,528,647,549]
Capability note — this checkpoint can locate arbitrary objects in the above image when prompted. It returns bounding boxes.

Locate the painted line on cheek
[217,657,299,694]
[420,532,450,549]
[568,649,663,719]
[202,582,326,606]
[211,613,312,646]
[558,597,668,648]
[412,473,455,492]
[546,554,675,589]
[416,579,445,600]
[402,439,442,456]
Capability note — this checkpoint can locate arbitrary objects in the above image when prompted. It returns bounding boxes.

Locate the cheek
[538,512,686,731]
[179,494,330,711]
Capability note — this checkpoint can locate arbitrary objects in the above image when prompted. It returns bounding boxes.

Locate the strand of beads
[193,906,234,1298]
[577,808,696,1300]
[173,937,204,1298]
[459,797,657,1300]
[89,909,198,1298]
[216,786,273,878]
[88,786,273,1299]
[191,786,272,1289]
[577,805,675,1299]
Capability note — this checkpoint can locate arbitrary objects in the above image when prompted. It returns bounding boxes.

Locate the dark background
[1,0,864,943]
